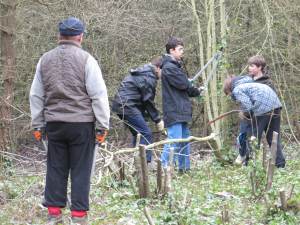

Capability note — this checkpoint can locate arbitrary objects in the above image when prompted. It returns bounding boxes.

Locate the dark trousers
[43,122,95,211]
[118,114,153,162]
[250,109,285,167]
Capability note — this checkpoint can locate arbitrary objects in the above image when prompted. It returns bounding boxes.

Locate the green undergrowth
[0,144,299,224]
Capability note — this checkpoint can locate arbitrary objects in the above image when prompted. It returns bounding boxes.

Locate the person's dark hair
[165,36,184,54]
[151,56,163,68]
[223,74,236,95]
[247,55,266,72]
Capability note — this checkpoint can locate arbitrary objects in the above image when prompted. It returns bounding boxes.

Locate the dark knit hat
[59,17,85,36]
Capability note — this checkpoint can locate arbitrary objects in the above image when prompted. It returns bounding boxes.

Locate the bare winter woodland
[0,0,299,224]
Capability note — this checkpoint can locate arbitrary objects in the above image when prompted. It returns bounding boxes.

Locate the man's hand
[96,129,108,144]
[156,120,164,132]
[198,86,206,96]
[33,128,42,141]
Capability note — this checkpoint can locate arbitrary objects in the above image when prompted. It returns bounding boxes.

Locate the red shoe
[71,211,88,225]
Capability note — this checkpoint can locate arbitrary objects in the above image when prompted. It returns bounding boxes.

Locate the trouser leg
[264,110,285,167]
[69,122,95,211]
[179,123,190,170]
[238,119,252,157]
[119,114,153,162]
[252,111,285,168]
[161,123,182,169]
[251,115,268,144]
[45,122,95,211]
[44,122,70,208]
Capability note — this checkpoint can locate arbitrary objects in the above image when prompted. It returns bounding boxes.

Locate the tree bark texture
[0,1,16,153]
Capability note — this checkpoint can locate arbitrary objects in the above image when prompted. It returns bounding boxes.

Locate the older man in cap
[30,17,110,224]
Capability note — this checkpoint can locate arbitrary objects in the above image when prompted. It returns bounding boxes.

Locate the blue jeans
[237,119,252,157]
[161,122,191,170]
[118,114,153,162]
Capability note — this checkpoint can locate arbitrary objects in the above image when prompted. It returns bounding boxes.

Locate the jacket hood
[161,54,182,68]
[130,64,156,79]
[231,75,253,91]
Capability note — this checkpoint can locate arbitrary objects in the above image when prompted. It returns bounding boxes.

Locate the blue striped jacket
[231,76,282,116]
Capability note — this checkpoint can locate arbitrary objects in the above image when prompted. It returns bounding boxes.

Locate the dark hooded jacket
[253,74,276,92]
[112,64,161,123]
[161,54,200,127]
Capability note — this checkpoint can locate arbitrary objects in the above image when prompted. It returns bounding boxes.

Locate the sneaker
[46,214,63,225]
[276,163,285,169]
[185,168,191,174]
[234,155,246,165]
[178,169,185,174]
[71,215,88,225]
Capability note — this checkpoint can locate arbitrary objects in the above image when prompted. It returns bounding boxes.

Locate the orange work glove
[96,129,108,144]
[33,128,42,141]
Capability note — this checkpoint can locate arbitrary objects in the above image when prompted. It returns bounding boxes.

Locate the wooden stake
[139,145,150,198]
[266,131,278,191]
[144,206,155,225]
[163,167,171,194]
[134,153,144,197]
[286,184,295,200]
[118,160,125,182]
[136,133,141,148]
[156,160,162,194]
[263,195,270,215]
[163,148,174,194]
[262,134,269,170]
[279,189,287,210]
[250,171,256,195]
[221,204,229,223]
[134,133,145,197]
[127,175,137,195]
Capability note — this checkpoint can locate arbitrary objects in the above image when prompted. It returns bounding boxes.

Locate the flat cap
[59,17,85,36]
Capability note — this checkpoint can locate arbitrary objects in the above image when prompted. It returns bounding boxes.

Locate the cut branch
[114,133,216,155]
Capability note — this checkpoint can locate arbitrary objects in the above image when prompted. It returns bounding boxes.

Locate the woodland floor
[0,141,299,225]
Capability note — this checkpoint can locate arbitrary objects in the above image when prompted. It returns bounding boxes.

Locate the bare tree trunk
[191,0,223,153]
[0,1,16,153]
[219,0,232,145]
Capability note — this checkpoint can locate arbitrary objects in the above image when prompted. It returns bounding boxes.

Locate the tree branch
[113,133,216,155]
